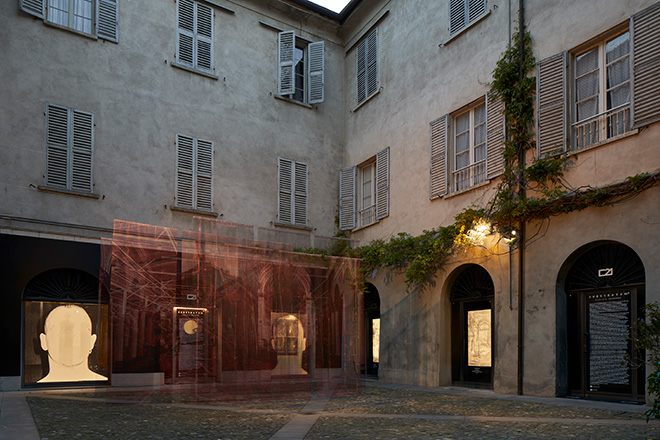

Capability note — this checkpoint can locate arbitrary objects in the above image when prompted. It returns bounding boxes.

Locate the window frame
[571,28,631,150]
[277,157,309,228]
[175,0,214,75]
[452,101,487,193]
[357,159,376,229]
[277,31,325,105]
[19,0,118,42]
[42,103,96,196]
[355,28,378,107]
[175,133,214,213]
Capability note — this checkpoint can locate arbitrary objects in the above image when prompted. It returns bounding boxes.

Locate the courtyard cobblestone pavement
[11,381,660,439]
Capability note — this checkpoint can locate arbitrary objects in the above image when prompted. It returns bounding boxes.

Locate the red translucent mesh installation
[105,219,362,401]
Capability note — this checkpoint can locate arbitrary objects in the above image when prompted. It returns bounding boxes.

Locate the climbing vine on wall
[300,29,659,292]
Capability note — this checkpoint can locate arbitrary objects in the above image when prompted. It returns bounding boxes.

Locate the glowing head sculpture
[38,305,107,383]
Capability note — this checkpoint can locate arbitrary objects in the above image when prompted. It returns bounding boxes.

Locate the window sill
[274,94,314,109]
[352,88,381,113]
[569,128,639,155]
[44,21,98,40]
[272,221,313,231]
[171,62,219,80]
[442,179,492,199]
[38,185,100,199]
[441,10,491,47]
[351,220,380,233]
[170,206,219,217]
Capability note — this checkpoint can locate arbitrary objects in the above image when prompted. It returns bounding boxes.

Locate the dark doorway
[364,283,380,377]
[451,265,494,388]
[565,243,645,402]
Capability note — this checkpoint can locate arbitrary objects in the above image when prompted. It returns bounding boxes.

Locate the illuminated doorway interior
[364,283,380,376]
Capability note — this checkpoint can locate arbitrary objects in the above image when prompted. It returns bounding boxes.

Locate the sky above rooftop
[308,0,352,13]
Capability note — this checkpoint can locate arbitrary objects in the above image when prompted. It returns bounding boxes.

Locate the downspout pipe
[517,0,526,397]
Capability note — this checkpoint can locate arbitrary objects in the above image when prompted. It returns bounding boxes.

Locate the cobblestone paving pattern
[26,385,660,440]
[306,416,660,440]
[27,397,293,440]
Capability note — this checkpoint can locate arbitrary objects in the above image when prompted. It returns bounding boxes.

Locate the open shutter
[631,2,660,128]
[339,166,356,230]
[536,52,567,158]
[278,31,295,96]
[366,29,379,98]
[176,134,194,208]
[375,147,389,220]
[20,0,44,18]
[294,162,308,226]
[430,115,448,199]
[308,41,325,104]
[278,158,293,224]
[449,0,466,34]
[196,139,213,211]
[177,0,195,66]
[196,2,213,71]
[486,93,506,179]
[45,104,70,188]
[71,110,94,192]
[97,0,118,42]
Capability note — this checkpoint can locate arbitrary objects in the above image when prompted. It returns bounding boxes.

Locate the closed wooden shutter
[375,147,389,220]
[430,115,448,199]
[536,52,567,157]
[177,0,195,66]
[176,134,195,208]
[486,93,506,179]
[20,0,44,18]
[45,104,70,188]
[308,41,325,104]
[278,31,295,96]
[195,2,213,71]
[449,0,466,34]
[356,37,367,104]
[70,109,94,192]
[366,29,379,98]
[196,138,213,211]
[468,0,486,21]
[631,2,660,128]
[294,161,308,226]
[278,158,293,224]
[97,0,118,42]
[339,166,356,230]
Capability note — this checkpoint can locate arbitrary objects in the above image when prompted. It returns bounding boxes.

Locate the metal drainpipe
[516,0,526,397]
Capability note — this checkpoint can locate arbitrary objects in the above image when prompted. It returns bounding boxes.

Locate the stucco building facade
[1,0,659,404]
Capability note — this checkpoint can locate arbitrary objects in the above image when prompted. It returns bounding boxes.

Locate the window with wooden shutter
[449,0,487,35]
[277,31,325,104]
[631,2,660,128]
[278,31,296,96]
[177,0,213,72]
[278,158,308,227]
[430,115,448,199]
[45,104,94,193]
[536,52,567,157]
[375,147,389,220]
[20,0,118,41]
[486,93,505,179]
[356,29,378,106]
[339,166,356,231]
[176,134,213,211]
[308,41,325,104]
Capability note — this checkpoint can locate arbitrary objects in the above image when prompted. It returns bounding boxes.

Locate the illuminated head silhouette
[38,305,107,383]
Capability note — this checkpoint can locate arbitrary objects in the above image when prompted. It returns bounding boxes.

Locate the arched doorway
[561,242,645,402]
[22,268,109,386]
[364,283,380,377]
[450,265,494,388]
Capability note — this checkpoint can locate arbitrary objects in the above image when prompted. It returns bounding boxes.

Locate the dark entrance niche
[558,242,645,402]
[450,264,494,389]
[364,283,380,376]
